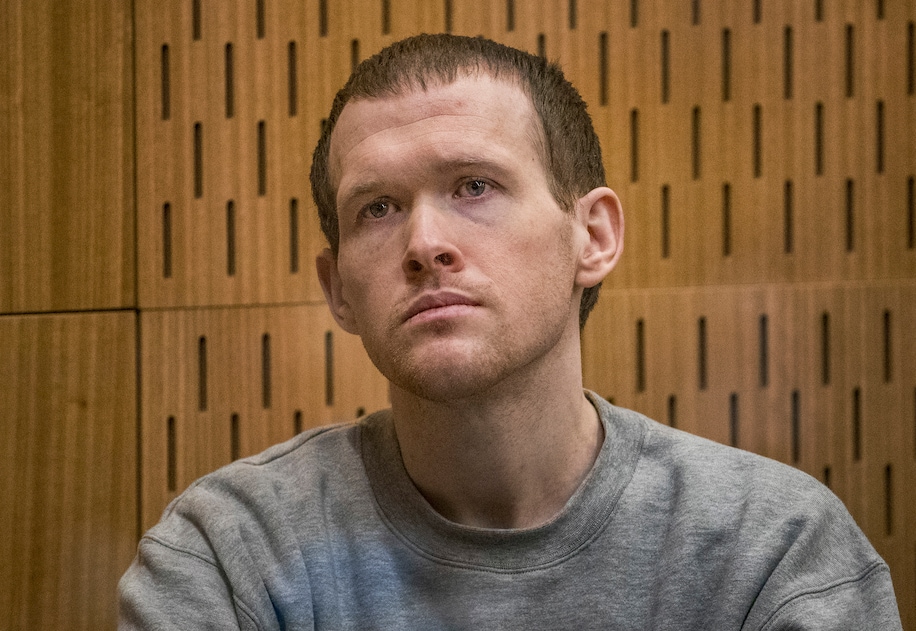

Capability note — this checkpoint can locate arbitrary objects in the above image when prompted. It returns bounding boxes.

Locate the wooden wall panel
[584,280,916,625]
[0,312,137,630]
[135,0,327,308]
[0,0,134,314]
[140,305,387,530]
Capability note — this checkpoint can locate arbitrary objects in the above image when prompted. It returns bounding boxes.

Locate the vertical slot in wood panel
[698,316,708,390]
[382,0,391,35]
[661,184,670,258]
[161,45,170,120]
[351,39,360,73]
[692,0,701,25]
[846,24,854,97]
[824,466,831,489]
[661,30,670,103]
[753,0,761,24]
[815,0,823,22]
[730,392,739,447]
[693,106,701,179]
[230,414,240,461]
[885,464,893,535]
[325,331,334,406]
[537,34,546,58]
[883,310,892,383]
[319,0,328,36]
[784,26,793,99]
[876,0,884,20]
[192,0,202,40]
[636,319,646,392]
[288,42,297,117]
[294,410,303,436]
[167,416,177,492]
[568,0,577,29]
[599,33,609,106]
[227,200,236,276]
[722,29,731,101]
[759,314,769,387]
[444,0,452,33]
[194,122,203,198]
[846,179,855,252]
[507,0,515,31]
[876,101,884,174]
[162,203,172,278]
[258,121,266,196]
[630,109,639,182]
[723,182,732,256]
[821,312,831,385]
[852,387,862,461]
[784,180,793,253]
[290,198,299,273]
[256,0,265,38]
[262,333,272,409]
[791,390,800,464]
[815,103,824,175]
[198,336,208,411]
[667,395,677,428]
[753,104,762,178]
[225,43,234,118]
[630,0,638,28]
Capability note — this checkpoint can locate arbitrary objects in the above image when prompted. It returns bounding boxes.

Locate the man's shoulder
[140,415,381,555]
[601,401,859,541]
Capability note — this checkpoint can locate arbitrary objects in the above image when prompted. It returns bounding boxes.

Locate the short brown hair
[310,33,607,327]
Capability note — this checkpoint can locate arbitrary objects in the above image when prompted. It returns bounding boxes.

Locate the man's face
[318,74,587,402]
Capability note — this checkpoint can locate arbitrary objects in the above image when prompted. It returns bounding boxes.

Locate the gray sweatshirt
[119,395,902,630]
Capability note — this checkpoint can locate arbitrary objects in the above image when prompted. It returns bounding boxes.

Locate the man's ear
[574,187,624,288]
[316,248,359,334]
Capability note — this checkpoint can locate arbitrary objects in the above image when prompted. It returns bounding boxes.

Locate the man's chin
[384,352,508,404]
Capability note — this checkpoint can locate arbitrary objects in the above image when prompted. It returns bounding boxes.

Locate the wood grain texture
[0,0,134,314]
[139,304,387,530]
[0,311,137,630]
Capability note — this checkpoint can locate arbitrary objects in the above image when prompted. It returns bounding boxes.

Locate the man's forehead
[328,74,541,184]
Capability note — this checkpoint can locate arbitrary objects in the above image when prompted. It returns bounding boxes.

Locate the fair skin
[317,73,624,529]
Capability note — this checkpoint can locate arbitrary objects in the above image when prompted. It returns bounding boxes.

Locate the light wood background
[1,1,913,628]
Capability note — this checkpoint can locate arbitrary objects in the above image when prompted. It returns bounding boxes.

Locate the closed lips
[404,293,479,321]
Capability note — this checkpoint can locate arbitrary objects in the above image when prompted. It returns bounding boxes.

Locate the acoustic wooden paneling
[135,0,331,308]
[582,279,916,625]
[0,1,134,314]
[140,304,387,530]
[0,311,137,630]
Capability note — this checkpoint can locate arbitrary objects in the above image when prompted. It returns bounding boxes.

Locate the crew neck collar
[359,392,646,572]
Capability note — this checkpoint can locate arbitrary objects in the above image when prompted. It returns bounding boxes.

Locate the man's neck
[388,343,604,530]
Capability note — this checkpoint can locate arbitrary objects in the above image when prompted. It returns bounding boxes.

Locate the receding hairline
[326,68,553,206]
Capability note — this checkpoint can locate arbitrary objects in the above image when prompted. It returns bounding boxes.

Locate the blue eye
[462,179,487,197]
[364,201,389,218]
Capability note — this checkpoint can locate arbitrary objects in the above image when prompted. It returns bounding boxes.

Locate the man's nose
[401,202,464,277]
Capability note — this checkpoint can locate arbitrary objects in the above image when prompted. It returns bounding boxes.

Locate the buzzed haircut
[311,33,608,328]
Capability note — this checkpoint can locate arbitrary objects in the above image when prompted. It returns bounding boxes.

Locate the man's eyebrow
[339,180,383,207]
[337,156,512,207]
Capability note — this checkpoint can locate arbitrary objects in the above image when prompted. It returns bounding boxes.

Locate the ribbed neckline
[359,392,646,573]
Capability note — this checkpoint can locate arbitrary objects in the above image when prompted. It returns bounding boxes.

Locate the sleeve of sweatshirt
[118,533,260,631]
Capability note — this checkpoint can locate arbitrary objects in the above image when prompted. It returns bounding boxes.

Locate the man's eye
[460,179,488,197]
[363,201,390,219]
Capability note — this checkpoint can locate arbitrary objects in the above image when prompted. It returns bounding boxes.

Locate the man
[120,34,902,629]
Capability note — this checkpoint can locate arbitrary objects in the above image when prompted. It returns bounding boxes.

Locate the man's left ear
[574,187,624,288]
